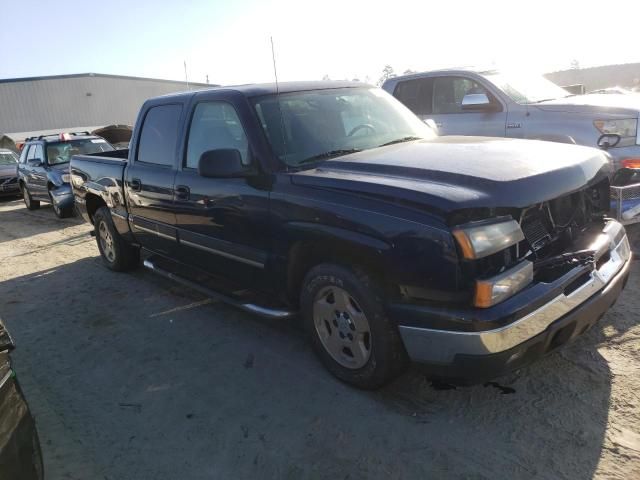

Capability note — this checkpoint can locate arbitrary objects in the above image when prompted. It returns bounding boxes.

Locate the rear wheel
[301,263,408,389]
[94,206,139,271]
[21,185,40,210]
[49,191,73,218]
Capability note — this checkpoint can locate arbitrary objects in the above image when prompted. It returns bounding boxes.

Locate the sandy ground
[0,196,639,480]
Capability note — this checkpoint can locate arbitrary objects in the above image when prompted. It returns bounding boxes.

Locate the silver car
[0,149,20,197]
[383,68,640,171]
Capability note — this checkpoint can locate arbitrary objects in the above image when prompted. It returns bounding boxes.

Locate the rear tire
[49,191,73,218]
[21,185,40,210]
[94,206,139,271]
[301,263,408,389]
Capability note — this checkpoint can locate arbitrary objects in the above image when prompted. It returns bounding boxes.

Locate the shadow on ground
[0,251,622,480]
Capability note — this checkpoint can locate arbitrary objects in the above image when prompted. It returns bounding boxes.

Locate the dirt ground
[0,197,639,480]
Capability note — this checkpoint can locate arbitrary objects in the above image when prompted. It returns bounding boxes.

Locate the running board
[142,258,296,319]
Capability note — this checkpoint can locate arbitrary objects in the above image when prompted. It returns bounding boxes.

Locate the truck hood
[534,93,640,115]
[290,137,611,214]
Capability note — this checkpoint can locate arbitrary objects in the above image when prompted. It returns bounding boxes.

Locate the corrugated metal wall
[0,74,211,135]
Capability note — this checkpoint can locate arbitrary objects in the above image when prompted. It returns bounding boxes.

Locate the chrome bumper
[399,221,632,365]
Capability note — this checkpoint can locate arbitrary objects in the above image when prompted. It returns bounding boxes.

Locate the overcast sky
[2,0,639,85]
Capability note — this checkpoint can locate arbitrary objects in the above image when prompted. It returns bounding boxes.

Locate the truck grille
[520,209,552,252]
[0,176,17,186]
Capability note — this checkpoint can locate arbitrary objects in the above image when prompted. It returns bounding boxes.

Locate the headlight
[452,219,524,259]
[475,261,533,308]
[594,118,638,147]
[61,173,71,183]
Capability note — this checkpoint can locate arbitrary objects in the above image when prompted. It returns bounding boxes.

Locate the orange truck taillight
[621,158,640,169]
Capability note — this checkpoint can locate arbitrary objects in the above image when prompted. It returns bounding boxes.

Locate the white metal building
[0,73,214,140]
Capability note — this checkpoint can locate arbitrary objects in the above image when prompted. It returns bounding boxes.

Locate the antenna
[183,60,190,90]
[270,36,288,162]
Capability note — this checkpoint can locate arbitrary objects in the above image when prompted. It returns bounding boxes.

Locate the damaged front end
[450,177,627,306]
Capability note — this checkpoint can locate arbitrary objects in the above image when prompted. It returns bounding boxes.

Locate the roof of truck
[154,80,372,100]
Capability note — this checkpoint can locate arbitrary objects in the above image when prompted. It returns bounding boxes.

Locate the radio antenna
[183,60,190,90]
[270,36,288,162]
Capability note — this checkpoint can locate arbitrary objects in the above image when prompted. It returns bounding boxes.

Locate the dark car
[17,133,114,218]
[0,318,43,480]
[70,82,631,389]
[0,149,20,198]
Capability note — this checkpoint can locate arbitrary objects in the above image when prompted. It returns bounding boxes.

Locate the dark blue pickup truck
[70,81,631,388]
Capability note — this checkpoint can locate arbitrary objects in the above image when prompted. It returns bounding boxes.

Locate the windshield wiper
[298,149,362,165]
[379,136,422,147]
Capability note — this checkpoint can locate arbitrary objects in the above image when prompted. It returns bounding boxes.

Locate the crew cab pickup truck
[70,81,632,389]
[383,68,640,172]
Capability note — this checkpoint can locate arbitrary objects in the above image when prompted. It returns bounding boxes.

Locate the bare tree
[377,65,396,86]
[403,68,417,75]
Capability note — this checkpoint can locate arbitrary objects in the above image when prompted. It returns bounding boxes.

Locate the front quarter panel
[270,175,459,300]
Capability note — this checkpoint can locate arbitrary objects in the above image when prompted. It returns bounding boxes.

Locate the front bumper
[49,183,74,209]
[396,221,632,383]
[608,144,640,171]
[0,178,19,196]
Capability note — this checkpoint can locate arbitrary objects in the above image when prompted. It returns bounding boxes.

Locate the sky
[2,0,640,86]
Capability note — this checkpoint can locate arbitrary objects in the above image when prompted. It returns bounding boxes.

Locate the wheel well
[286,240,388,306]
[85,193,107,223]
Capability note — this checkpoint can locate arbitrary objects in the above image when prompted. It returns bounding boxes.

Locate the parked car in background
[0,149,20,198]
[70,82,631,388]
[0,318,43,480]
[383,68,640,172]
[18,132,115,217]
[588,87,635,95]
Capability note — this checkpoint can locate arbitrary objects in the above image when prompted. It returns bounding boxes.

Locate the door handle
[130,178,142,192]
[174,185,190,200]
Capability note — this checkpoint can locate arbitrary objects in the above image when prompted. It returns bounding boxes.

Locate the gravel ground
[0,197,639,480]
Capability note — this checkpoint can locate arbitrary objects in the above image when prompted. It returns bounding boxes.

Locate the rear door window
[137,104,182,167]
[394,78,434,115]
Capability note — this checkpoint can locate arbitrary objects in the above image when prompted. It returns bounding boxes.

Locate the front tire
[21,185,40,210]
[94,206,139,271]
[301,264,408,389]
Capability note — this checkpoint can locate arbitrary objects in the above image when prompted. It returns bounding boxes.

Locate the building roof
[0,72,215,87]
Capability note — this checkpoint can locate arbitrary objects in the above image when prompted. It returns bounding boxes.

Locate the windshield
[253,87,436,168]
[483,72,570,104]
[0,151,18,165]
[47,138,114,165]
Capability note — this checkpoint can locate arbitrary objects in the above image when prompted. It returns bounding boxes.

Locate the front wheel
[301,264,408,389]
[94,206,139,271]
[21,185,40,210]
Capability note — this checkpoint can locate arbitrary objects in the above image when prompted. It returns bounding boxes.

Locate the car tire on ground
[21,185,40,210]
[94,206,140,272]
[49,191,73,219]
[301,263,408,389]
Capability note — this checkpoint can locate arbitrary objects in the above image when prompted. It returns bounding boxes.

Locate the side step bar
[142,258,296,319]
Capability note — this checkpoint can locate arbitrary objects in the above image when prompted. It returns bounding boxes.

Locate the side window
[185,101,249,169]
[137,104,182,166]
[394,78,433,115]
[26,145,37,161]
[33,145,43,162]
[432,77,491,114]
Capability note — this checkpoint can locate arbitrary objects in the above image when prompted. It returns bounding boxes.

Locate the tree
[403,68,416,75]
[570,59,580,70]
[377,65,396,86]
[322,74,331,81]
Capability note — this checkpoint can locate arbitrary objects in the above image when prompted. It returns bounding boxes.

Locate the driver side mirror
[461,93,497,112]
[198,149,251,178]
[28,158,43,167]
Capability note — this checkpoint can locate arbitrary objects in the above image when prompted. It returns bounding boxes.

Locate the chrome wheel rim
[98,221,116,263]
[313,286,372,369]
